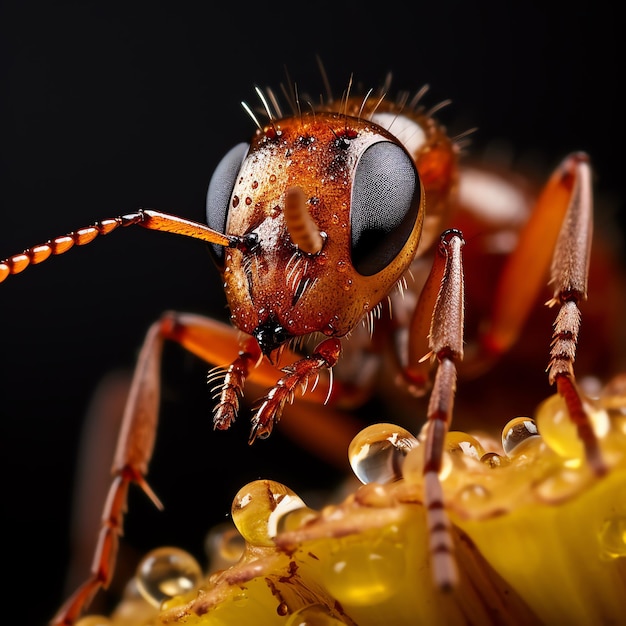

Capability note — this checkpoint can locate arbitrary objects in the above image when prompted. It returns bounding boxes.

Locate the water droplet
[502,417,540,456]
[135,547,202,608]
[458,483,490,505]
[231,480,310,546]
[480,451,507,468]
[536,393,610,459]
[285,604,347,625]
[336,259,347,272]
[598,516,626,559]
[445,431,485,460]
[269,174,277,183]
[343,278,352,290]
[349,423,418,484]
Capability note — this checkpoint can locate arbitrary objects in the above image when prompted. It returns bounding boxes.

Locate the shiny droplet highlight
[445,431,486,460]
[349,423,418,484]
[135,547,202,608]
[502,417,540,456]
[231,479,310,546]
[536,393,610,459]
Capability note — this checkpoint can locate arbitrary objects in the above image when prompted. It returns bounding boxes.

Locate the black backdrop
[1,2,623,624]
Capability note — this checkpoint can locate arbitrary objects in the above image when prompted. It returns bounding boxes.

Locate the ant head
[206,110,425,355]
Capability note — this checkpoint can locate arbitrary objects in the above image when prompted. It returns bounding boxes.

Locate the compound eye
[206,142,249,262]
[350,142,422,276]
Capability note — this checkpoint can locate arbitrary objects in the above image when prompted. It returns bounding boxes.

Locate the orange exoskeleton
[0,68,607,625]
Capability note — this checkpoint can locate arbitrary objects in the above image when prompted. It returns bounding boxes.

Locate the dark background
[0,2,623,624]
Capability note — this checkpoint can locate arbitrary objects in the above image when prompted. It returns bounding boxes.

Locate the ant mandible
[0,67,599,626]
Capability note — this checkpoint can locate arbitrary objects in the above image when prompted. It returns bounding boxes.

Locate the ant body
[0,68,614,625]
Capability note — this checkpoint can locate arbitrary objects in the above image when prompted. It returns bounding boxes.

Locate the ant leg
[420,229,465,590]
[249,338,342,443]
[473,153,603,473]
[208,335,263,430]
[52,315,353,624]
[544,156,606,475]
[159,312,333,407]
[52,314,255,625]
[51,321,166,626]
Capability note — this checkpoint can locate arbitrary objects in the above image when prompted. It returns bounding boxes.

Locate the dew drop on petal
[135,547,203,608]
[501,417,540,456]
[536,393,610,459]
[285,603,347,625]
[480,451,507,468]
[445,431,486,460]
[458,483,491,505]
[231,479,309,546]
[349,423,418,484]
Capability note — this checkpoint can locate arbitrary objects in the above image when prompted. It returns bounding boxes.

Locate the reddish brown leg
[51,313,345,624]
[475,154,586,364]
[50,313,254,625]
[160,312,335,407]
[208,335,263,430]
[51,321,166,626]
[462,153,602,471]
[418,229,465,590]
[249,338,342,442]
[544,154,606,475]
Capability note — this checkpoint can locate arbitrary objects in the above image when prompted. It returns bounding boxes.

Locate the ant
[0,66,611,625]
